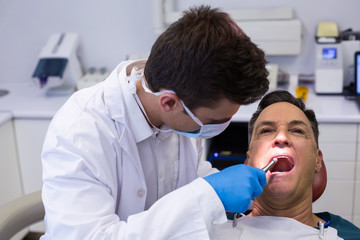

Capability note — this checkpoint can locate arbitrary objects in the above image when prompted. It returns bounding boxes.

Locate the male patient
[211,90,360,240]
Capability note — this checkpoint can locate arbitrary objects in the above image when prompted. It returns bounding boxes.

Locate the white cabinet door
[0,120,23,205]
[14,119,51,194]
[312,123,357,223]
[354,143,360,227]
[354,180,360,227]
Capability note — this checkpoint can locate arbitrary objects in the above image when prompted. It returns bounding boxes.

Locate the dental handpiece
[262,158,278,173]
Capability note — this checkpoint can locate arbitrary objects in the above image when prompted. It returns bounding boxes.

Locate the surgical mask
[130,74,231,139]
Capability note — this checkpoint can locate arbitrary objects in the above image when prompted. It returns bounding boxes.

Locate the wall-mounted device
[77,67,109,90]
[315,22,344,94]
[32,33,83,95]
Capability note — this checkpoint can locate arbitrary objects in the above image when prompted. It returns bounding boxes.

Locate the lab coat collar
[104,60,154,143]
[120,60,174,143]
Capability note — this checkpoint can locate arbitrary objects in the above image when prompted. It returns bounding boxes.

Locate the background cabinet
[0,120,23,205]
[354,129,360,226]
[11,118,51,234]
[14,119,52,195]
[312,123,358,223]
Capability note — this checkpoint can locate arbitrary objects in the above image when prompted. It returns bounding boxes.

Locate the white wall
[176,0,360,75]
[0,0,359,83]
[0,0,157,83]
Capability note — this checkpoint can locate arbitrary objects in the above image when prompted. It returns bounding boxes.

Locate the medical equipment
[354,51,360,110]
[341,30,360,87]
[76,67,109,90]
[315,44,344,94]
[262,158,278,173]
[356,51,360,95]
[315,22,344,94]
[32,33,83,95]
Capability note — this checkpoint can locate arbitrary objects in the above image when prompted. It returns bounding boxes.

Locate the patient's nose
[273,130,291,147]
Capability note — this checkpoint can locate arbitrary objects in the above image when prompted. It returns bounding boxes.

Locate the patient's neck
[249,193,324,228]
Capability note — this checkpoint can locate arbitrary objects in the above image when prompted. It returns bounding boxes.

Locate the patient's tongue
[271,158,293,172]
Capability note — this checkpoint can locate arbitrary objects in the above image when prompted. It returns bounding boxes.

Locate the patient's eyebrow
[254,120,276,132]
[254,120,310,132]
[288,120,309,128]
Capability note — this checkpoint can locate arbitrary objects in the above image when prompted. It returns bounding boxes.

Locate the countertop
[0,81,360,124]
[0,112,12,126]
[0,81,70,119]
[233,85,360,123]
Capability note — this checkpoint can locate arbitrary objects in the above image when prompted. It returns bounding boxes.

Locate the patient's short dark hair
[248,90,319,147]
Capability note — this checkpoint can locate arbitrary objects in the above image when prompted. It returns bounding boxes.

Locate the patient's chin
[263,182,295,200]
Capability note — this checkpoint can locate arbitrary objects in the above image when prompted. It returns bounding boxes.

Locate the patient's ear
[244,151,250,165]
[315,149,323,173]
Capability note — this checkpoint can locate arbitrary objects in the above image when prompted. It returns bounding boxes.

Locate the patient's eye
[290,128,305,135]
[258,127,274,135]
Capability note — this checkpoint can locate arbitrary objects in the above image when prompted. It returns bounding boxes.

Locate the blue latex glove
[204,164,267,213]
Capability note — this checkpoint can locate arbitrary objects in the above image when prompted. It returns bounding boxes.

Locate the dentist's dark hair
[248,90,319,147]
[144,5,269,110]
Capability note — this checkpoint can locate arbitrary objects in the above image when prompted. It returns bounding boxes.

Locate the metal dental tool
[262,158,278,173]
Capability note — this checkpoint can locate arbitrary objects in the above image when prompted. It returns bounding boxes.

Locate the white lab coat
[41,60,226,240]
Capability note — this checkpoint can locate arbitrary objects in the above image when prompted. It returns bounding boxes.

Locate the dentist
[41,5,269,240]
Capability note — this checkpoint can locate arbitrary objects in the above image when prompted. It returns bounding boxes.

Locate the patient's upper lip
[271,155,294,164]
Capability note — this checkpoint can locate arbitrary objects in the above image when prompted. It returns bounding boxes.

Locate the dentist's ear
[159,93,180,112]
[315,149,323,173]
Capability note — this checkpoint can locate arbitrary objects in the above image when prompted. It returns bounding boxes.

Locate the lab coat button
[137,188,145,198]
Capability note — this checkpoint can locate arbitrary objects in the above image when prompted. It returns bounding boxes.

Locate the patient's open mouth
[270,156,294,173]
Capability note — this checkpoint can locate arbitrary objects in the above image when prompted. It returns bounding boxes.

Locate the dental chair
[312,158,327,202]
[0,191,44,240]
[0,160,327,239]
